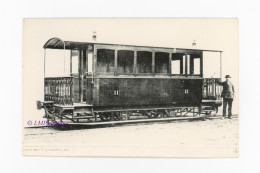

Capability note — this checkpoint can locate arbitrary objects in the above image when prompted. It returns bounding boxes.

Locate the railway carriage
[37,37,222,125]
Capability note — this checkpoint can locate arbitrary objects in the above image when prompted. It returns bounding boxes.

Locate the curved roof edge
[43,37,63,48]
[43,37,223,52]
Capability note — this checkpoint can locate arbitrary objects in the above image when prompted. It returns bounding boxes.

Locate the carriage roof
[43,37,222,53]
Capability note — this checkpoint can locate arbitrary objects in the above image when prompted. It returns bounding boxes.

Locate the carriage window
[171,60,180,74]
[137,51,152,73]
[171,53,184,74]
[193,58,200,74]
[97,49,115,73]
[117,50,134,74]
[71,50,79,74]
[189,54,201,75]
[155,52,169,73]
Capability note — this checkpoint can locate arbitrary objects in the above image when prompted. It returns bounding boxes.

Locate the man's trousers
[223,98,233,117]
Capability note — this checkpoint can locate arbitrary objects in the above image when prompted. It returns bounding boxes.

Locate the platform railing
[44,77,74,105]
[203,78,222,100]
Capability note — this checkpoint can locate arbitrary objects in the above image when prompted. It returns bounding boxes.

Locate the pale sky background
[23,18,238,122]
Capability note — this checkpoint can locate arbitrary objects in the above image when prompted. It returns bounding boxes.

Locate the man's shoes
[228,117,232,119]
[221,117,225,120]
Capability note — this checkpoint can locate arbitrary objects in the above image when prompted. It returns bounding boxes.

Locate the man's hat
[225,75,231,78]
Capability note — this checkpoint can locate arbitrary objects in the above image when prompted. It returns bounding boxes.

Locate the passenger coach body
[40,38,222,124]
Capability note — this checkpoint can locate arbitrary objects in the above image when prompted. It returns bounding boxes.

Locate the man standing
[217,75,235,119]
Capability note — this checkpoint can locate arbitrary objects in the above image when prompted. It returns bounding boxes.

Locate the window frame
[117,50,134,75]
[171,53,186,76]
[136,51,153,75]
[96,49,116,75]
[154,52,170,75]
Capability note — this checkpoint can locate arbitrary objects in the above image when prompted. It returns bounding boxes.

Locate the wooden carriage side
[91,43,204,108]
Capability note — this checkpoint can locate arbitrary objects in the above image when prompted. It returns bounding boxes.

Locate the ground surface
[23,114,239,157]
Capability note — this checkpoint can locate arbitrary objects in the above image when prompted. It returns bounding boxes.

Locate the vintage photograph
[22,18,238,157]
